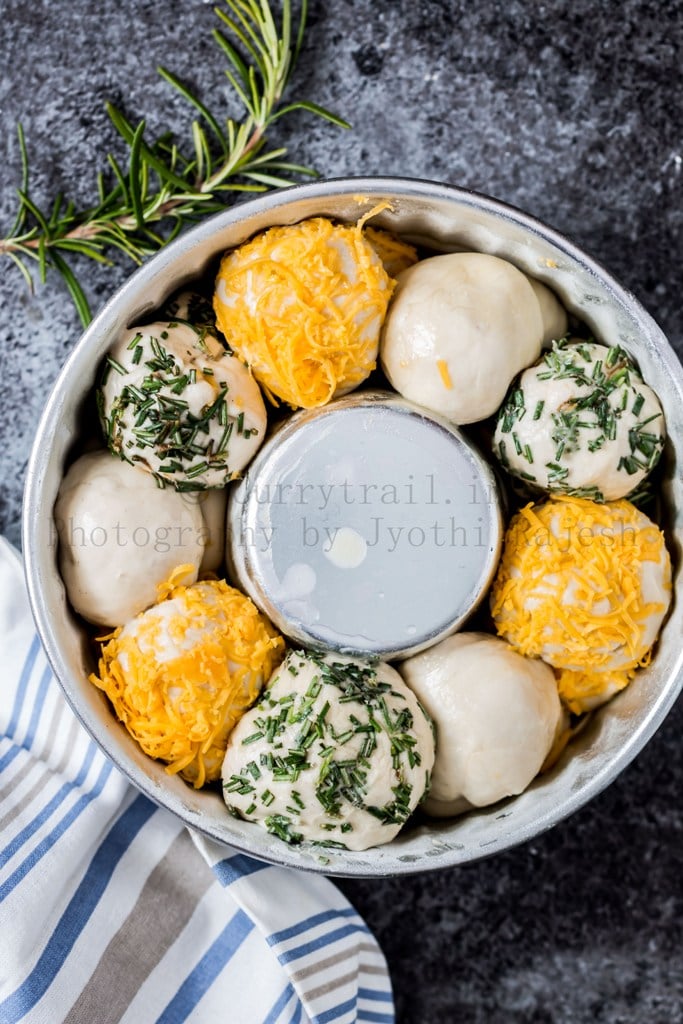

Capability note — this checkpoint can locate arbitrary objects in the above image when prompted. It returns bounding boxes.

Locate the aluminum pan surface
[23,177,683,876]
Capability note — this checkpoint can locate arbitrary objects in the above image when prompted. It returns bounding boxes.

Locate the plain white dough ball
[399,632,562,814]
[380,252,545,424]
[526,277,568,345]
[55,451,221,626]
[192,488,227,574]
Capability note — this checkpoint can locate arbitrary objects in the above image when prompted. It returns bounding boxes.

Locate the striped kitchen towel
[0,538,394,1024]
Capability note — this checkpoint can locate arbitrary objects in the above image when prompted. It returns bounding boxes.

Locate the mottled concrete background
[1,2,682,1021]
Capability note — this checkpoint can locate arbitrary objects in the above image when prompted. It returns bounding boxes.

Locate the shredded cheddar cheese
[363,226,418,277]
[437,359,453,390]
[213,215,395,409]
[556,666,635,715]
[90,575,285,788]
[490,497,671,688]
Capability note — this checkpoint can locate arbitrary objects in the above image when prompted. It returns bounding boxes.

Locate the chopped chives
[632,393,645,416]
[106,355,127,375]
[242,731,264,745]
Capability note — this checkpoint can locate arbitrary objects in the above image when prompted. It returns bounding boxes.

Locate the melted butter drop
[323,527,368,569]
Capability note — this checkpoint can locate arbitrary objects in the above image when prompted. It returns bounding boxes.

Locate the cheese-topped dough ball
[99,321,266,488]
[493,340,666,501]
[364,226,418,278]
[54,451,220,627]
[491,497,672,681]
[91,575,285,788]
[222,650,435,851]
[556,667,635,716]
[213,217,394,409]
[380,252,545,425]
[400,633,561,814]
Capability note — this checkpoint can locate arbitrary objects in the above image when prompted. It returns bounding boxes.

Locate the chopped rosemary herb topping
[99,328,247,487]
[366,782,414,826]
[494,338,664,497]
[223,774,255,796]
[264,814,303,844]
[225,651,429,844]
[558,483,606,501]
[163,293,219,336]
[106,355,127,376]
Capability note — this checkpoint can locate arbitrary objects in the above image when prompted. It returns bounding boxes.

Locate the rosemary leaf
[273,100,352,128]
[157,66,228,153]
[6,251,34,291]
[7,124,30,239]
[52,239,113,265]
[51,251,92,327]
[128,121,147,229]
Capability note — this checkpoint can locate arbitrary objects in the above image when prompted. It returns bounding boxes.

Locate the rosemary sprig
[0,0,348,327]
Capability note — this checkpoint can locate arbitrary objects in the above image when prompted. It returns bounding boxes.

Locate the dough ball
[193,488,227,574]
[91,576,285,787]
[55,451,206,626]
[222,650,435,851]
[400,632,561,812]
[556,667,634,716]
[526,277,568,345]
[162,290,217,332]
[363,226,418,278]
[99,321,266,488]
[213,217,394,409]
[380,252,544,424]
[490,497,672,677]
[493,340,666,501]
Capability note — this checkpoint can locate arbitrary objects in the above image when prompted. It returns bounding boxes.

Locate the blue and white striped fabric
[0,539,394,1024]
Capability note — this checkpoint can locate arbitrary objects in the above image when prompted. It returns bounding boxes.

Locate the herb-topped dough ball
[493,340,666,500]
[162,290,218,333]
[379,252,546,424]
[221,650,435,851]
[55,451,212,627]
[99,321,266,488]
[213,216,395,409]
[400,633,562,815]
[491,497,671,695]
[91,573,285,788]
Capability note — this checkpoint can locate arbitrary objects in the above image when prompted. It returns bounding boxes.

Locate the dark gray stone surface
[1,2,681,1021]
